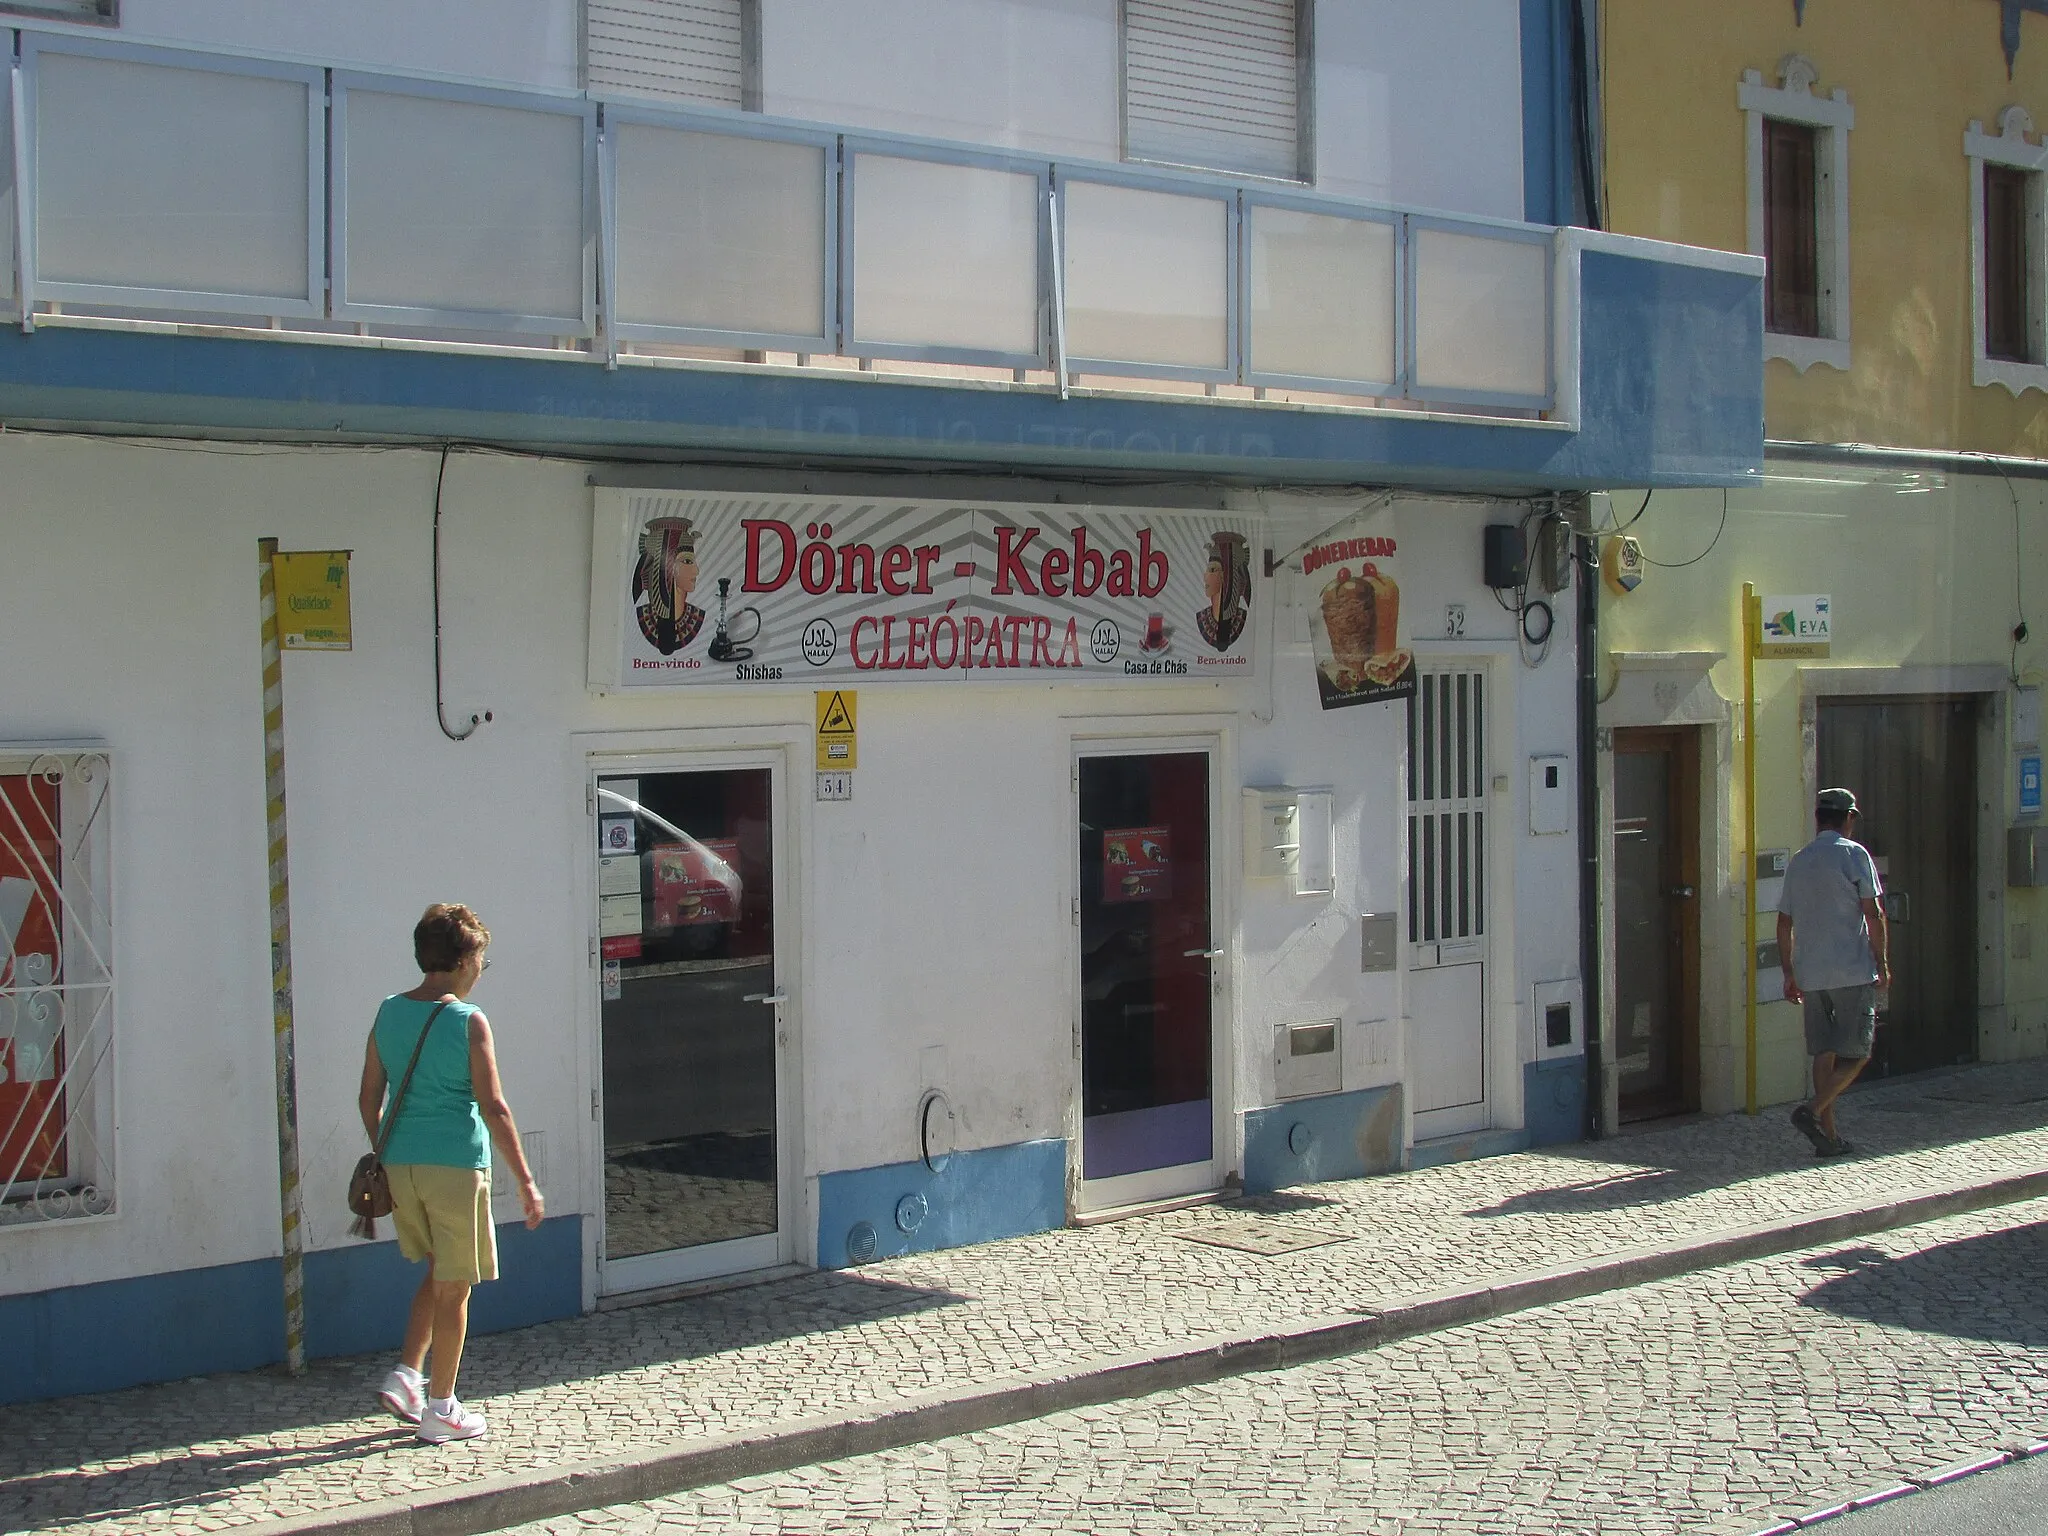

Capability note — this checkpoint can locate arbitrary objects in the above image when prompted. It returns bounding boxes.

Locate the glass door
[1076,749,1218,1210]
[594,762,787,1291]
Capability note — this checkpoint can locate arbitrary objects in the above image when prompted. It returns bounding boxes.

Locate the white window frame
[1119,0,1314,184]
[1740,55,1853,373]
[1967,105,2048,396]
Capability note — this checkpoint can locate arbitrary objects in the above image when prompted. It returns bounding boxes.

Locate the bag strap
[373,1000,452,1159]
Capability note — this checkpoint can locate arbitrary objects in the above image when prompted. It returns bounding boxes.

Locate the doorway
[1612,727,1702,1121]
[1407,665,1491,1140]
[1814,695,1979,1077]
[591,757,792,1292]
[1075,747,1220,1212]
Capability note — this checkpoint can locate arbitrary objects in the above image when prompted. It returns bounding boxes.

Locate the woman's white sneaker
[376,1366,424,1424]
[416,1397,488,1443]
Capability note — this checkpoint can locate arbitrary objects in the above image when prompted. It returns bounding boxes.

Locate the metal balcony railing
[4,27,1562,414]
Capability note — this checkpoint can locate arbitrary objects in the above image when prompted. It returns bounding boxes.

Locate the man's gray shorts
[1803,984,1876,1060]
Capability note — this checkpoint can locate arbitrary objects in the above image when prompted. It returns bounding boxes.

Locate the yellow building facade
[1594,0,2048,1123]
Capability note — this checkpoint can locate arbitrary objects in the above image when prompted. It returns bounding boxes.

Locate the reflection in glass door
[1077,750,1216,1206]
[595,765,783,1288]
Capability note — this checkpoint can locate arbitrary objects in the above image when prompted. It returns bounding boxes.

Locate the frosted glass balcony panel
[1249,205,1395,385]
[1412,228,1549,399]
[344,90,586,323]
[0,69,14,310]
[616,126,825,338]
[1063,181,1228,370]
[850,155,1039,356]
[36,53,310,302]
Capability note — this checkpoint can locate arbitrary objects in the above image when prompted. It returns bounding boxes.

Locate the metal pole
[1742,580,1759,1117]
[259,538,307,1374]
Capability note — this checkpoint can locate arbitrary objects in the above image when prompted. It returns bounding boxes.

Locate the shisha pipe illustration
[705,577,763,663]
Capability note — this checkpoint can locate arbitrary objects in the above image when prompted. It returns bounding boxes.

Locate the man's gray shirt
[1779,829,1883,991]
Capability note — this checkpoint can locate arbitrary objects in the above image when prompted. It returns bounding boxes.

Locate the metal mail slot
[1274,1019,1343,1100]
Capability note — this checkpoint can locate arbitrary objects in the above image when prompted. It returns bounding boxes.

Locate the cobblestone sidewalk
[508,1195,2048,1535]
[4,1061,2047,1536]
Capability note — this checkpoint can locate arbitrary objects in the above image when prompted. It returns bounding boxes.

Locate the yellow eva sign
[273,550,353,651]
[816,689,857,771]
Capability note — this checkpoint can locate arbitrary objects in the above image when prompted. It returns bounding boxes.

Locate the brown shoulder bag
[348,1000,450,1240]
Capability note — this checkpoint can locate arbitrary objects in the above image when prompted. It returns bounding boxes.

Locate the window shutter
[586,0,745,109]
[1763,118,1819,337]
[1985,164,2032,363]
[1123,0,1301,181]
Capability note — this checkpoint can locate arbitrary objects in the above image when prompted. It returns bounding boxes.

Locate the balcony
[0,29,1763,487]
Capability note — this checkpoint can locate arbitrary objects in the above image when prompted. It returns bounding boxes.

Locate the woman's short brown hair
[414,903,490,972]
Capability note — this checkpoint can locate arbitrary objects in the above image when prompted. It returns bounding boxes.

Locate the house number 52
[1444,603,1466,638]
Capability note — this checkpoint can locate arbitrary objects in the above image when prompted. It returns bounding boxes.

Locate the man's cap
[1816,786,1859,814]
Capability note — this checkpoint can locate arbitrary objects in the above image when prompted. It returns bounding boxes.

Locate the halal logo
[1089,619,1120,663]
[802,619,838,666]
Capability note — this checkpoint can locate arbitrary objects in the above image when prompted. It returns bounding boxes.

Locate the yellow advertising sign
[273,550,353,651]
[816,689,857,770]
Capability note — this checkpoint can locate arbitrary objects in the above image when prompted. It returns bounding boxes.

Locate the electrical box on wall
[1274,1019,1343,1099]
[1244,787,1334,894]
[1483,523,1526,590]
[2009,824,2048,886]
[1528,755,1570,834]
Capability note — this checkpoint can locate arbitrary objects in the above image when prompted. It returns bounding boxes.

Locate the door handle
[742,990,789,1005]
[1184,947,1224,959]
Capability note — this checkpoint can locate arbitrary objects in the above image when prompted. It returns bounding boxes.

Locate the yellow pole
[1743,582,1759,1116]
[259,539,307,1374]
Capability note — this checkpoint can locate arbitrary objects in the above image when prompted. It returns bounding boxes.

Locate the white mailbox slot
[1274,1018,1343,1099]
[1244,786,1334,893]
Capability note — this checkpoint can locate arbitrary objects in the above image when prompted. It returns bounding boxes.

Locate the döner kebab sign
[1287,506,1415,710]
[590,491,1259,688]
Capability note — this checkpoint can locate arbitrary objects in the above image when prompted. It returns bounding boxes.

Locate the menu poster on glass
[1290,507,1416,710]
[651,840,743,927]
[1103,826,1171,903]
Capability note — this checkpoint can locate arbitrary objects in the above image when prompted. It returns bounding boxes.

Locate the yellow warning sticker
[816,690,857,771]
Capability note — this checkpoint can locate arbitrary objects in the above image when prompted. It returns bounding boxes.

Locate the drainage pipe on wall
[1576,527,1604,1141]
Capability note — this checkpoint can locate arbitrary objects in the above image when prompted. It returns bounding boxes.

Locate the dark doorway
[1814,696,1979,1077]
[1613,727,1702,1121]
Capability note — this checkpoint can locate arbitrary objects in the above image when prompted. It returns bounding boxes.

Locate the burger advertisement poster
[1292,510,1415,710]
[590,491,1259,689]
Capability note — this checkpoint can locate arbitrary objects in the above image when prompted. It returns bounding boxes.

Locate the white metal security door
[1407,665,1490,1139]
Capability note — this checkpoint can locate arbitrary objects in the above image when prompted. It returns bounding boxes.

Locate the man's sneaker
[1790,1103,1831,1153]
[377,1367,424,1424]
[417,1397,488,1443]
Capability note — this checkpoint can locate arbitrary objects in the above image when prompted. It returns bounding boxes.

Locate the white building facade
[0,0,1762,1400]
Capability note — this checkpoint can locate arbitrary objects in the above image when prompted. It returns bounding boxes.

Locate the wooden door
[1814,696,1978,1077]
[1612,728,1701,1120]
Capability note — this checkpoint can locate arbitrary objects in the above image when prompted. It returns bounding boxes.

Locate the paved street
[2,1060,2046,1535]
[1827,1452,2048,1534]
[507,1197,2048,1536]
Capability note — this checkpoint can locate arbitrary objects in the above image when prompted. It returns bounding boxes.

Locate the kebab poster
[1292,508,1415,710]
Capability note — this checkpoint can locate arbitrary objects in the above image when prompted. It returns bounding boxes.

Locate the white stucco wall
[0,438,1579,1301]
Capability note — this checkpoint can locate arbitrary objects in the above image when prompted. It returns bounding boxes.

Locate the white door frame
[571,726,807,1298]
[1404,653,1511,1144]
[1067,716,1237,1216]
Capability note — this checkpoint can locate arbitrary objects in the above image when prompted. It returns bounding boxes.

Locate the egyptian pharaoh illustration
[632,516,708,657]
[1198,531,1251,652]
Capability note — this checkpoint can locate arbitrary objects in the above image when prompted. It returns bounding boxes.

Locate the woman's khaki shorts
[386,1164,498,1285]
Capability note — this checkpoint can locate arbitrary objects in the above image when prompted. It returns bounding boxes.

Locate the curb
[1734,1434,2048,1534]
[245,1167,2048,1536]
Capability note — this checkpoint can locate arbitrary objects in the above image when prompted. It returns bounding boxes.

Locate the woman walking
[357,903,543,1443]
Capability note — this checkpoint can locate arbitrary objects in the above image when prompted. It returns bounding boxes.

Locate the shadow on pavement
[0,1430,403,1535]
[1798,1221,2048,1347]
[0,1266,967,1507]
[1461,1060,2048,1222]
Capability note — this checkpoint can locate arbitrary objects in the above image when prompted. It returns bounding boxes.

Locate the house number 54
[1445,603,1466,638]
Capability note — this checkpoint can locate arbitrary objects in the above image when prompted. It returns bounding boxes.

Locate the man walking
[1777,786,1890,1157]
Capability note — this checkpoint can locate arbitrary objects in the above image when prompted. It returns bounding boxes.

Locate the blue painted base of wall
[1,1214,583,1405]
[1408,1126,1532,1171]
[1524,1055,1588,1147]
[816,1138,1067,1269]
[1242,1085,1404,1194]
